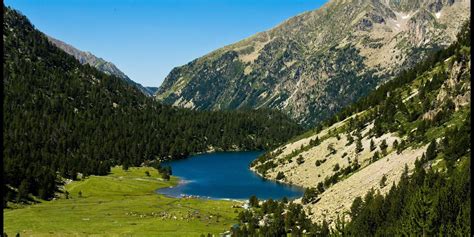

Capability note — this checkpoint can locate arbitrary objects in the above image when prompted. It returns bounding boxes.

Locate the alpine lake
[158,151,304,200]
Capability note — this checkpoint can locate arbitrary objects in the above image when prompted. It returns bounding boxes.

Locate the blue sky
[6,0,327,87]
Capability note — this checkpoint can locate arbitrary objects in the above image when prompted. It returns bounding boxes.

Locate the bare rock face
[156,0,470,125]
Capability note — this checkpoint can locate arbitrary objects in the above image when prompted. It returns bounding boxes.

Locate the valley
[2,0,471,236]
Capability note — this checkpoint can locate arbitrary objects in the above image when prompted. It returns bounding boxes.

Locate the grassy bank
[4,167,240,236]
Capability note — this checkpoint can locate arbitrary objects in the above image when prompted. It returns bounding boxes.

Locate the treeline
[342,114,470,236]
[230,115,470,236]
[3,7,303,204]
[231,197,331,236]
[318,21,471,130]
[252,21,470,181]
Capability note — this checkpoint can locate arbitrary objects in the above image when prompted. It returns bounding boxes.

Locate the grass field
[4,167,241,236]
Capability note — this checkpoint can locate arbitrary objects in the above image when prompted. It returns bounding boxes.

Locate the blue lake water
[157,151,304,200]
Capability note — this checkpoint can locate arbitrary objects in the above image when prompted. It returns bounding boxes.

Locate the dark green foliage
[309,136,321,146]
[250,149,283,168]
[327,143,336,156]
[442,114,470,171]
[315,159,327,167]
[350,161,469,236]
[323,160,361,189]
[253,160,277,176]
[232,199,319,235]
[425,140,437,161]
[317,182,325,193]
[397,140,406,154]
[370,139,376,151]
[372,151,380,162]
[296,155,305,165]
[16,180,30,203]
[3,7,303,202]
[122,162,130,171]
[380,174,387,188]
[249,195,259,208]
[392,139,399,150]
[161,173,170,181]
[355,132,364,153]
[350,196,363,219]
[302,188,319,204]
[276,172,285,180]
[154,165,172,181]
[343,117,470,236]
[346,133,354,146]
[379,139,388,155]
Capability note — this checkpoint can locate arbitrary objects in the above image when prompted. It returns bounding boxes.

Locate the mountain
[155,0,470,125]
[3,6,303,203]
[46,36,156,96]
[230,22,470,236]
[145,86,159,94]
[249,21,470,227]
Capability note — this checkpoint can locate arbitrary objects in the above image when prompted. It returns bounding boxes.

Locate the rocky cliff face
[47,36,156,96]
[155,0,469,125]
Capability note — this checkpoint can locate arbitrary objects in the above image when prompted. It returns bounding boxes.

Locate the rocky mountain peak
[155,0,469,125]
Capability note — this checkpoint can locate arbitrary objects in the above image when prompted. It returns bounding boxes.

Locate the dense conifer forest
[3,7,303,203]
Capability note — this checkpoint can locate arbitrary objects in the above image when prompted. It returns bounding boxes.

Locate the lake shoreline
[4,166,239,236]
[158,151,304,200]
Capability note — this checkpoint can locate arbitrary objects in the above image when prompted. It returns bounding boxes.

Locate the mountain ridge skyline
[5,0,328,87]
[155,0,470,125]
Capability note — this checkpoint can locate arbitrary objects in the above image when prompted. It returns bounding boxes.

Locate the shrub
[380,139,388,154]
[372,151,380,162]
[380,174,387,188]
[249,195,259,207]
[296,155,305,165]
[276,171,285,180]
[370,139,376,151]
[302,188,319,204]
[327,144,336,156]
[315,159,326,167]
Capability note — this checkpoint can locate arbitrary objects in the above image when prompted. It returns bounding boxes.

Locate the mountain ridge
[155,0,470,126]
[46,35,156,96]
[250,22,470,225]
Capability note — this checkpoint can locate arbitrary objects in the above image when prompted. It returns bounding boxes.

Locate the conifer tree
[370,139,376,151]
[380,139,388,155]
[356,134,364,153]
[426,140,437,161]
[403,181,436,237]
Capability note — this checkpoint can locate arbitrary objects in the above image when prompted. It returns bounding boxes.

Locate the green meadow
[4,167,240,236]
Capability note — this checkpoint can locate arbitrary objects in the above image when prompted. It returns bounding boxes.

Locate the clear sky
[6,0,328,87]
